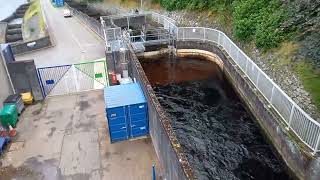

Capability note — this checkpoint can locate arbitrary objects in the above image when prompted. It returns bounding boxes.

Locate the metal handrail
[175,26,320,154]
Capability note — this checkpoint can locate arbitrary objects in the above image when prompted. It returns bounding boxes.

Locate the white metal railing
[175,27,320,154]
[151,12,178,36]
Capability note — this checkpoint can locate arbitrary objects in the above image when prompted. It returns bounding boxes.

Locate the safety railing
[65,3,104,39]
[176,27,320,154]
[151,12,178,36]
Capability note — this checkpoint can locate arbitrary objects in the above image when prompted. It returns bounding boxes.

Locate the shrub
[232,0,285,49]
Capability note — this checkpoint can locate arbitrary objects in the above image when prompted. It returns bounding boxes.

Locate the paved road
[15,0,105,67]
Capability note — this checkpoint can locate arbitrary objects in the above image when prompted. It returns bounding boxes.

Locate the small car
[63,9,72,18]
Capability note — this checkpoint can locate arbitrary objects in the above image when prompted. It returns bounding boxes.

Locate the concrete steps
[6,34,23,42]
[6,28,22,35]
[6,24,22,43]
[7,24,21,29]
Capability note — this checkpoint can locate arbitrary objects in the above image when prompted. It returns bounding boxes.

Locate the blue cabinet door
[131,126,148,138]
[106,106,126,119]
[127,103,149,138]
[110,130,128,142]
[107,107,129,143]
[128,103,147,115]
[107,104,149,143]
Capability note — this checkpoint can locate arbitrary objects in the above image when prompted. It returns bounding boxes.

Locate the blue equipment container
[53,0,64,7]
[104,83,149,143]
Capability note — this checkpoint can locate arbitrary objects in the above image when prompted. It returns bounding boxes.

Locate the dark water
[141,57,292,180]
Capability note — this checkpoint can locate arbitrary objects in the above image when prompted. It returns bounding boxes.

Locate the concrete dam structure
[66,3,320,178]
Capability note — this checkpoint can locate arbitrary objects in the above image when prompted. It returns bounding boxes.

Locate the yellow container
[21,92,33,105]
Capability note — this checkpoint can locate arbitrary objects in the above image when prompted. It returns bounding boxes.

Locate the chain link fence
[177,27,320,154]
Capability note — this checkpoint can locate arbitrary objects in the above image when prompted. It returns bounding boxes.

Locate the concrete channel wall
[126,44,194,180]
[176,40,320,180]
[0,53,13,109]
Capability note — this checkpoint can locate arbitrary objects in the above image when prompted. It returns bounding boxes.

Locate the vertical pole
[104,61,109,86]
[270,86,275,103]
[288,105,295,129]
[127,17,129,30]
[183,28,185,41]
[141,0,143,11]
[245,58,249,73]
[236,50,239,60]
[203,27,206,40]
[218,32,221,45]
[256,71,261,85]
[176,27,179,40]
[313,134,320,155]
[152,165,156,180]
[72,65,79,93]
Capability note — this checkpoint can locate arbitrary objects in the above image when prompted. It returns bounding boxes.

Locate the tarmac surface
[0,91,160,180]
[15,0,105,67]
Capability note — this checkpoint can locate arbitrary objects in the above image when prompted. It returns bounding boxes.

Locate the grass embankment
[296,63,320,110]
[270,42,320,111]
[24,0,45,37]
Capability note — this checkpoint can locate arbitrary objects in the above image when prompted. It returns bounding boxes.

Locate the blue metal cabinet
[53,0,64,7]
[104,83,149,143]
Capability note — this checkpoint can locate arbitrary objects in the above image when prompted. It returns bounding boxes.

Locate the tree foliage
[232,0,286,49]
[158,0,288,50]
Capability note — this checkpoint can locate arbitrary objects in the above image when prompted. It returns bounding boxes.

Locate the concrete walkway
[15,0,105,67]
[0,91,160,179]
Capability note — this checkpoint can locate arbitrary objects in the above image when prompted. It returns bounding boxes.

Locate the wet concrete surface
[0,91,160,180]
[141,57,292,180]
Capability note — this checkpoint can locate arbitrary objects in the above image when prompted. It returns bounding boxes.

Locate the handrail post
[245,58,249,73]
[183,28,185,41]
[287,105,295,130]
[270,86,275,103]
[256,71,261,85]
[203,27,206,40]
[313,133,320,155]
